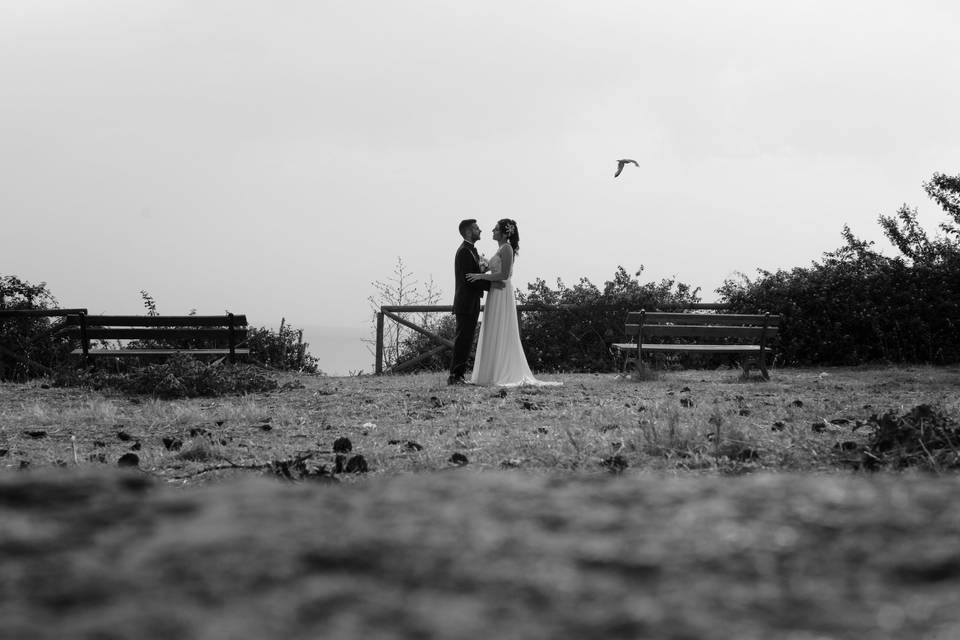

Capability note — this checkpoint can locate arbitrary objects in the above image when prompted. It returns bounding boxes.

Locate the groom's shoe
[447,375,466,386]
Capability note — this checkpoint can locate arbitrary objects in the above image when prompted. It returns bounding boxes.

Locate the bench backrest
[625,311,779,341]
[61,314,248,343]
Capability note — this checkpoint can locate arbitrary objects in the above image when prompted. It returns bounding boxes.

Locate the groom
[448,219,491,385]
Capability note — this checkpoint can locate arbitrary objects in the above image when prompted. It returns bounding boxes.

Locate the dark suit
[450,241,490,379]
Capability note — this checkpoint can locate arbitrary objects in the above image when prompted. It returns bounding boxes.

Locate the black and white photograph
[2,2,960,638]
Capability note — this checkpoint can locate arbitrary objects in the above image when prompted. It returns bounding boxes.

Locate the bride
[466,219,561,387]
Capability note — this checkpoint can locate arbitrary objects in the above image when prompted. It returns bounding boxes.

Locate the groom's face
[467,222,481,242]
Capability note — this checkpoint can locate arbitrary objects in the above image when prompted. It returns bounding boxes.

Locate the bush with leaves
[517,267,702,372]
[0,275,76,380]
[719,172,960,365]
[245,323,321,373]
[131,291,320,373]
[394,314,458,372]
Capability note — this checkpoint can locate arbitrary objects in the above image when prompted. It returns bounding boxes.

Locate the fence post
[375,311,384,375]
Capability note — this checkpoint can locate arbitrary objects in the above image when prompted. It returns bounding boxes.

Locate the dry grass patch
[2,365,960,478]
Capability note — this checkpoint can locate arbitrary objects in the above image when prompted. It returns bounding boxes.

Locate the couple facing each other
[448,218,560,388]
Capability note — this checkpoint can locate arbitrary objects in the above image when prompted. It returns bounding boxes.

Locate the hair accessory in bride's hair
[503,222,515,238]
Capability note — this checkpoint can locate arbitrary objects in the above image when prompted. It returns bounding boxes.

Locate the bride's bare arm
[466,246,513,282]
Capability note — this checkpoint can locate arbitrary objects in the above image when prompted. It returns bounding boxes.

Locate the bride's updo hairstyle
[497,218,520,256]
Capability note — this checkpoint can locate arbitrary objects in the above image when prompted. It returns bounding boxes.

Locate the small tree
[875,173,960,266]
[366,257,446,370]
[140,290,159,316]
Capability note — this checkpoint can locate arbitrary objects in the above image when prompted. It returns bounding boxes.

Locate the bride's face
[491,225,502,241]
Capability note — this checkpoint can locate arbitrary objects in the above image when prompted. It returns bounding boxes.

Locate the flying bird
[614,159,639,178]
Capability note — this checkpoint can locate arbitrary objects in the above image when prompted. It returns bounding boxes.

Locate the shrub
[719,255,960,365]
[394,314,457,372]
[719,172,960,366]
[54,354,279,399]
[245,323,321,373]
[517,267,702,372]
[0,275,75,380]
[131,291,320,373]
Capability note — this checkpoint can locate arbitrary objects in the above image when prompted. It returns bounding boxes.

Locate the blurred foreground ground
[1,469,959,640]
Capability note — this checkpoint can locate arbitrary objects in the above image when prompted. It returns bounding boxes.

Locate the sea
[296,324,373,376]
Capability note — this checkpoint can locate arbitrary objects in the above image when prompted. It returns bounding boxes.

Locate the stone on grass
[118,453,139,468]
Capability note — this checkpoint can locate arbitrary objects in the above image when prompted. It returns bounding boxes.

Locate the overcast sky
[4,1,959,333]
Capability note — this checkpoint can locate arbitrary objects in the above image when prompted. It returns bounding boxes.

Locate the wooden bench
[612,310,779,379]
[59,313,250,362]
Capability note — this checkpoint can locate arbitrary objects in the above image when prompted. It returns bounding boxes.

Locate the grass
[3,365,960,639]
[2,364,960,477]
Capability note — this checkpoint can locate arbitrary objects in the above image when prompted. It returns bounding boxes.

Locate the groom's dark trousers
[450,241,490,381]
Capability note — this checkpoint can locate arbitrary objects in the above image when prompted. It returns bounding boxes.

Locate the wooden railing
[375,303,728,375]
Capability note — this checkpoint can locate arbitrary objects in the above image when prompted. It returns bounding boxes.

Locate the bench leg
[740,356,770,381]
[759,351,770,380]
[612,347,636,375]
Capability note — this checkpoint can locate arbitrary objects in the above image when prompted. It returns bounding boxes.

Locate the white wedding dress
[471,248,561,387]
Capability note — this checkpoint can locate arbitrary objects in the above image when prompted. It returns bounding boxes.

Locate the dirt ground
[2,367,960,638]
[4,365,960,477]
[2,468,959,640]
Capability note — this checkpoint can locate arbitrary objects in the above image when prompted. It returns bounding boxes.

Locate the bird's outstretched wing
[614,159,638,178]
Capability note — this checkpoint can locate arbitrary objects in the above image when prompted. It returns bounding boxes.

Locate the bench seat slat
[60,328,248,341]
[625,312,779,326]
[62,315,248,327]
[612,343,763,354]
[70,348,251,357]
[624,325,778,339]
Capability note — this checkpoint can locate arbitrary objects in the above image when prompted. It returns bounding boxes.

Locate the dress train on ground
[470,262,560,387]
